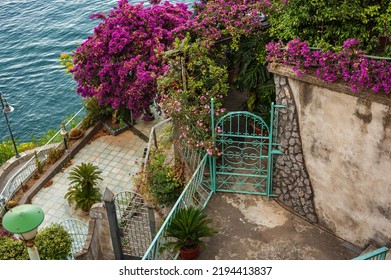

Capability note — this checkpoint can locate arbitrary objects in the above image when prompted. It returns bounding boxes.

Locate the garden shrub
[0,236,28,260]
[266,0,391,56]
[135,149,184,207]
[35,223,73,260]
[0,223,72,260]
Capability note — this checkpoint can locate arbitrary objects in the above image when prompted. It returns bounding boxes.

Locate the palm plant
[233,35,276,124]
[162,206,217,259]
[64,162,103,212]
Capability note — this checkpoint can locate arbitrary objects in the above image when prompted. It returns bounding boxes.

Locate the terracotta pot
[179,245,200,260]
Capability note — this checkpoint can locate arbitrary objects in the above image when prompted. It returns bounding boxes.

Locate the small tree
[64,162,103,212]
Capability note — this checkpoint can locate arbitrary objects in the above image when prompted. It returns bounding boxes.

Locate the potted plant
[69,127,84,140]
[64,162,103,212]
[162,205,217,260]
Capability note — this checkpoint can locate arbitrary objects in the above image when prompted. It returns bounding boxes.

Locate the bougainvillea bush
[266,38,391,94]
[71,0,191,119]
[157,0,278,155]
[183,0,271,49]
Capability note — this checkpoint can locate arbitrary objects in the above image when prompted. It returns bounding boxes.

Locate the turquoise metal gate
[211,101,284,196]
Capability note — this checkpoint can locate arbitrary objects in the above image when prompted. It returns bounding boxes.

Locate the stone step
[360,244,378,256]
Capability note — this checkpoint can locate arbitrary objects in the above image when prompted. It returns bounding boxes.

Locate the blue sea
[0,0,193,142]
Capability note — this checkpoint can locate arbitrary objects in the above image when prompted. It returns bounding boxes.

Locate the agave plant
[64,162,103,212]
[162,206,217,253]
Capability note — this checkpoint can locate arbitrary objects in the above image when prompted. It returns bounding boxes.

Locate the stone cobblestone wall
[273,75,318,223]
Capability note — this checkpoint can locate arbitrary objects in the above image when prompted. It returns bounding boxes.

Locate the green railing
[353,247,389,260]
[142,153,213,260]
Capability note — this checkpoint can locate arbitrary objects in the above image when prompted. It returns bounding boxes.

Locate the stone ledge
[268,64,391,106]
[19,121,103,205]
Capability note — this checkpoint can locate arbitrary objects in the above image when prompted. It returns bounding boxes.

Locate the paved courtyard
[32,118,158,227]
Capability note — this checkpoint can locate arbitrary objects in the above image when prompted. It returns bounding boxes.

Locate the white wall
[287,77,391,247]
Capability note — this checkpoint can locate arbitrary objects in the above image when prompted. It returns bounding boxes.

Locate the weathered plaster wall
[270,65,391,248]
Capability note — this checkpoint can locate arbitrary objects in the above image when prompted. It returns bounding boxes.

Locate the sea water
[0,0,193,142]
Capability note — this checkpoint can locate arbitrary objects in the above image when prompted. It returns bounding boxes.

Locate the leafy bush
[0,139,16,166]
[135,150,184,207]
[81,97,113,129]
[35,223,72,260]
[232,35,275,124]
[267,0,391,56]
[0,223,72,260]
[0,236,28,260]
[47,148,65,164]
[159,35,229,156]
[64,162,103,211]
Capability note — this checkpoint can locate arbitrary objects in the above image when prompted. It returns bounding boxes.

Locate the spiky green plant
[64,162,103,212]
[162,206,217,252]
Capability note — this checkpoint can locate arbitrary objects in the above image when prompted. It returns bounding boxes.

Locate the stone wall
[272,75,318,223]
[269,65,391,248]
[76,203,115,260]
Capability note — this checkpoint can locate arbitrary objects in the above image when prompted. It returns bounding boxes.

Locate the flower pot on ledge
[69,128,84,140]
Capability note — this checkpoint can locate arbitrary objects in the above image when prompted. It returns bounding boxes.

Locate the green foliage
[232,35,275,124]
[34,150,44,174]
[0,139,16,166]
[267,0,391,56]
[135,150,183,207]
[0,223,72,260]
[64,114,83,130]
[64,162,103,212]
[162,206,217,251]
[35,223,73,260]
[159,35,229,155]
[30,129,58,147]
[0,236,29,260]
[58,53,74,74]
[81,97,113,130]
[69,127,83,139]
[47,148,65,164]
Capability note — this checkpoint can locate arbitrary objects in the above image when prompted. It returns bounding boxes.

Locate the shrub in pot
[162,206,217,260]
[69,127,84,140]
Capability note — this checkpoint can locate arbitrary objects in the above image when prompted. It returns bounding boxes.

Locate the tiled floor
[32,117,160,228]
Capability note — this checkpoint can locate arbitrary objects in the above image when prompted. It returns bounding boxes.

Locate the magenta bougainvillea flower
[71,0,191,118]
[266,38,391,94]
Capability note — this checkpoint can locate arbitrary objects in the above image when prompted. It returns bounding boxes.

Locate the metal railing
[60,218,89,260]
[353,247,389,260]
[144,117,172,167]
[142,153,213,260]
[0,107,86,216]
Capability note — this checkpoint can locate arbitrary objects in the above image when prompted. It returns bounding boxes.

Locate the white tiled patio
[32,118,159,228]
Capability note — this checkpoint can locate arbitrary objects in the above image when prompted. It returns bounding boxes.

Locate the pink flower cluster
[266,38,391,94]
[180,0,270,46]
[71,0,191,118]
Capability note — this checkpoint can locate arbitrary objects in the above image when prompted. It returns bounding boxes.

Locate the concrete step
[360,244,378,256]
